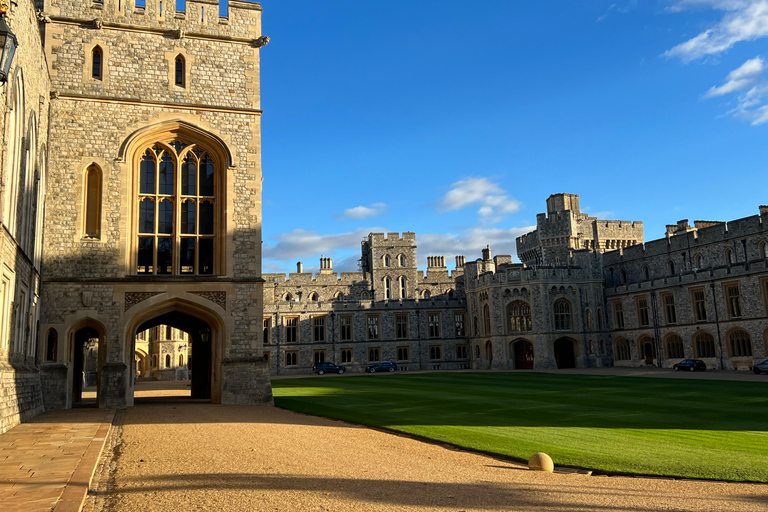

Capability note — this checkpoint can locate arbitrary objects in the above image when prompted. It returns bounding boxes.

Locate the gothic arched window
[175,55,185,87]
[92,46,103,79]
[136,140,218,275]
[553,299,572,330]
[507,301,531,332]
[84,165,102,238]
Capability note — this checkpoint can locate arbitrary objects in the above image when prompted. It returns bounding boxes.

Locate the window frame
[690,287,707,322]
[613,300,625,329]
[662,293,677,324]
[367,315,380,340]
[339,315,353,342]
[429,345,442,360]
[312,315,326,342]
[635,296,649,327]
[285,316,298,343]
[395,313,408,340]
[428,312,441,338]
[723,282,742,318]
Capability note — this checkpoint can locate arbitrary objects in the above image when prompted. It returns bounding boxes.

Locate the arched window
[382,254,390,267]
[308,292,318,301]
[620,269,627,284]
[136,140,219,275]
[694,331,716,358]
[165,354,171,368]
[397,254,406,266]
[507,301,531,332]
[760,241,768,259]
[725,248,733,265]
[728,329,752,357]
[447,289,455,298]
[92,46,103,79]
[693,253,702,268]
[668,260,675,276]
[179,354,184,366]
[597,308,603,330]
[553,299,571,330]
[46,329,58,362]
[4,75,23,231]
[174,55,185,87]
[483,304,491,335]
[475,344,480,358]
[664,334,684,359]
[84,165,102,238]
[334,291,343,300]
[383,277,391,300]
[613,338,631,360]
[361,291,369,300]
[398,276,406,299]
[283,293,293,302]
[473,316,478,335]
[422,290,430,299]
[638,335,656,359]
[586,309,593,330]
[643,265,650,280]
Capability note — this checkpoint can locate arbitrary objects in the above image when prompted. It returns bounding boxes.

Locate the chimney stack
[297,261,303,273]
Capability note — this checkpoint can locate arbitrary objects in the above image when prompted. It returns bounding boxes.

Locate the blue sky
[259,1,768,274]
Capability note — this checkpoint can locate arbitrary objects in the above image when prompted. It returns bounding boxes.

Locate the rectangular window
[285,317,298,343]
[367,315,379,340]
[454,313,466,337]
[340,316,352,342]
[396,346,410,361]
[285,351,298,366]
[663,294,677,324]
[429,345,442,360]
[724,284,742,318]
[313,316,326,342]
[613,300,624,329]
[456,344,468,359]
[395,313,408,339]
[263,318,271,345]
[636,297,649,327]
[368,347,380,362]
[692,288,707,321]
[340,348,353,363]
[428,313,441,338]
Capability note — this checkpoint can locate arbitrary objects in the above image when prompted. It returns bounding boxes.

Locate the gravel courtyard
[100,397,768,512]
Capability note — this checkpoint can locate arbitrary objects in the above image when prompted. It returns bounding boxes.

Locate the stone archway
[67,318,107,408]
[123,297,226,406]
[554,338,576,369]
[510,339,534,369]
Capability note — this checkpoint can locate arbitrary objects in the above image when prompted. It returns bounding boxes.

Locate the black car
[673,359,706,372]
[753,360,768,375]
[366,361,397,373]
[313,362,346,375]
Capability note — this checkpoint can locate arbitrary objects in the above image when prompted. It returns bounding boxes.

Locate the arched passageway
[70,322,105,407]
[135,311,213,400]
[554,338,576,369]
[510,339,534,369]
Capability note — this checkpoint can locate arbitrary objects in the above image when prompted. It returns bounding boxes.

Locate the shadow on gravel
[109,473,754,511]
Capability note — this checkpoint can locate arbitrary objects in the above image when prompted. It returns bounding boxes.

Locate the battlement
[367,232,416,245]
[44,0,263,39]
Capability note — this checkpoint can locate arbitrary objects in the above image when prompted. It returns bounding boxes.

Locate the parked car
[673,359,706,372]
[313,362,346,375]
[366,361,397,373]
[753,360,768,375]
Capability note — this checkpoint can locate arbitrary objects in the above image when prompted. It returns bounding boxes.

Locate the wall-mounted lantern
[0,4,18,84]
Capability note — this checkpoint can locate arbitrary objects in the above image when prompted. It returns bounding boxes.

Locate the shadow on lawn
[273,372,768,432]
[107,473,759,511]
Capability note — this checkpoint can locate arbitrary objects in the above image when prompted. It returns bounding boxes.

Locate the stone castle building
[262,194,767,377]
[0,0,272,432]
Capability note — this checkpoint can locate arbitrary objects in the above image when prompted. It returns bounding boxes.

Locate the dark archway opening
[512,340,534,369]
[554,338,576,369]
[73,326,99,407]
[136,311,212,401]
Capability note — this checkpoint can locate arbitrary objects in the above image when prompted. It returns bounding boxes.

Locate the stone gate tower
[38,0,271,408]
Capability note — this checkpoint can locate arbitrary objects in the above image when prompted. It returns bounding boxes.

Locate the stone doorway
[134,311,213,401]
[554,338,576,369]
[72,325,101,406]
[511,339,534,369]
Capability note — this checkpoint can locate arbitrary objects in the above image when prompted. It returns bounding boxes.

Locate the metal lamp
[0,13,17,84]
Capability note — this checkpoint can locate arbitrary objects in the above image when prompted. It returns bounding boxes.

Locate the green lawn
[272,372,768,483]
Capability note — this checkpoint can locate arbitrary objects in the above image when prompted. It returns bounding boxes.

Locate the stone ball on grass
[528,452,554,473]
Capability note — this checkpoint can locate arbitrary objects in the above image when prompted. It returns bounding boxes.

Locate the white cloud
[597,4,617,22]
[340,202,387,220]
[665,1,768,62]
[438,177,522,219]
[703,56,765,96]
[262,225,536,274]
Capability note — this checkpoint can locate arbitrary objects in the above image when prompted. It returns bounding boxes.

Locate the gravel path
[103,402,768,512]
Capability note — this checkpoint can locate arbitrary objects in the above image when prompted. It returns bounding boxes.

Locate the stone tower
[361,232,419,300]
[38,0,271,408]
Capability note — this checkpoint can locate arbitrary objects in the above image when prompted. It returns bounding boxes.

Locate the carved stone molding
[191,291,226,310]
[124,291,164,311]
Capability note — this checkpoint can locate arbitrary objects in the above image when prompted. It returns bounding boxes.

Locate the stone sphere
[528,452,554,473]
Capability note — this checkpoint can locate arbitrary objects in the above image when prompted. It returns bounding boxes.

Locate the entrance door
[72,326,99,404]
[554,338,576,369]
[513,340,534,369]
